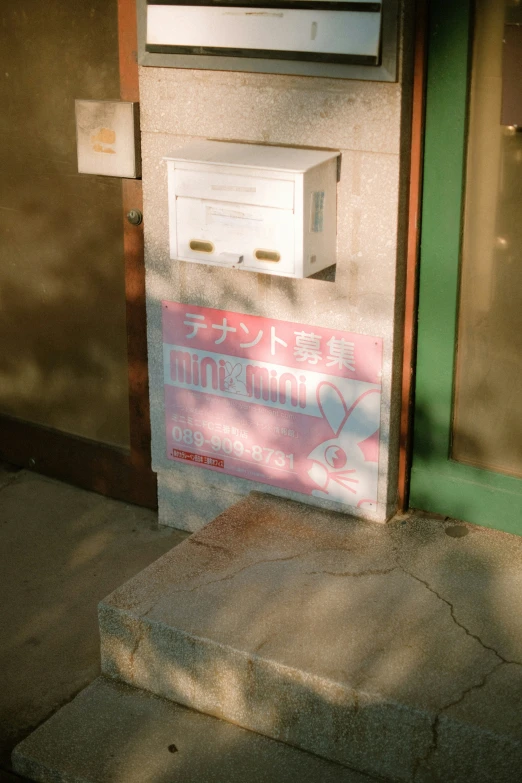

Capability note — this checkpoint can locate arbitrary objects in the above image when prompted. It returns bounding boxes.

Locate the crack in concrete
[253,631,280,654]
[139,545,353,616]
[164,552,314,594]
[187,538,232,555]
[395,561,522,781]
[397,564,521,665]
[412,660,505,782]
[128,623,146,680]
[164,547,355,595]
[305,566,399,579]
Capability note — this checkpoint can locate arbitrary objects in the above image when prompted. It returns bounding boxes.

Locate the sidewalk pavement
[0,464,188,781]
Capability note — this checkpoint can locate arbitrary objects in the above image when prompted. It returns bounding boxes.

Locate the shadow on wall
[411,384,522,525]
[0,0,130,448]
[144,131,400,520]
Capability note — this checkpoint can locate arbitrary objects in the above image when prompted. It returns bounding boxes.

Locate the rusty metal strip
[118,0,157,500]
[398,0,428,510]
[118,0,140,102]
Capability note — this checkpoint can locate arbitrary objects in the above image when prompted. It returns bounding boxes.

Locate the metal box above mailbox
[138,0,398,81]
[147,1,382,64]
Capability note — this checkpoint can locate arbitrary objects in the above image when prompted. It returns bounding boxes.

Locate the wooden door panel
[0,0,156,508]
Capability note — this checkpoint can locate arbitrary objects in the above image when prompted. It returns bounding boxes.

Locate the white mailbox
[166,141,340,278]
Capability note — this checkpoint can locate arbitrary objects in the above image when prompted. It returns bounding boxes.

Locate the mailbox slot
[176,198,296,275]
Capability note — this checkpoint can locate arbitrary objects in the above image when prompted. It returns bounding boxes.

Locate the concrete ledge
[98,494,522,781]
[99,602,434,781]
[12,677,375,783]
[157,466,245,532]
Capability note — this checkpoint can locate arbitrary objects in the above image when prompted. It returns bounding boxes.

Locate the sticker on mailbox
[162,302,383,510]
[311,191,325,233]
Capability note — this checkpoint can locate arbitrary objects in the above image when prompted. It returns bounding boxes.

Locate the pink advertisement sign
[162,302,383,510]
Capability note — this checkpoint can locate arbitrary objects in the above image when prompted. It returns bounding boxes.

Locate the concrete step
[12,677,377,783]
[98,493,522,783]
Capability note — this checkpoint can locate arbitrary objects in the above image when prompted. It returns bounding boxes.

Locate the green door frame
[410,0,522,535]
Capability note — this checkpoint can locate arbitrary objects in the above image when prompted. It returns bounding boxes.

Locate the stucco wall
[140,9,413,530]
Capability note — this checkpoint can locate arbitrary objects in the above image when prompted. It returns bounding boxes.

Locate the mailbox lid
[165,141,340,174]
[173,169,295,210]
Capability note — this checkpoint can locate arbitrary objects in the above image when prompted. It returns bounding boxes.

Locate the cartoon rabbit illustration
[307,382,380,509]
[223,361,248,396]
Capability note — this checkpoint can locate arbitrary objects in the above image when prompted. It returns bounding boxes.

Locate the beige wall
[141,7,413,529]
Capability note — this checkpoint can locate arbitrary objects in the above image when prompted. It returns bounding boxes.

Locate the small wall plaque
[75,100,141,179]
